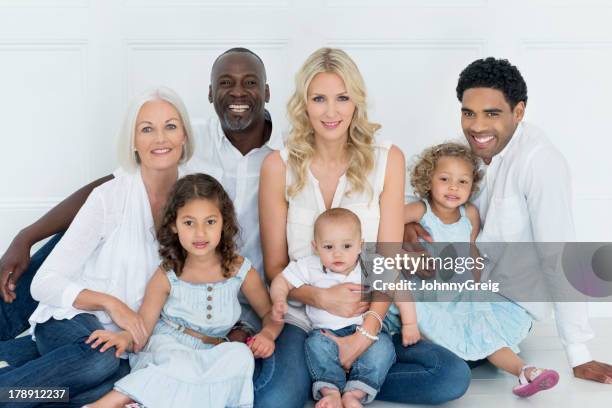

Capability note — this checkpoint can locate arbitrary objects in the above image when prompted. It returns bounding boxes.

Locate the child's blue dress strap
[235,257,251,282]
[166,269,179,283]
[420,199,436,228]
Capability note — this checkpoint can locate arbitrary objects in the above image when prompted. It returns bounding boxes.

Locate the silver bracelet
[356,325,379,341]
[362,310,383,331]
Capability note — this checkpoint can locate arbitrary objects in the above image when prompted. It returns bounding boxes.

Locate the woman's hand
[319,283,369,318]
[321,329,373,371]
[86,330,133,358]
[105,298,148,352]
[247,331,276,359]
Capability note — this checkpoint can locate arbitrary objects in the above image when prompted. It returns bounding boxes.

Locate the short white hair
[117,86,194,173]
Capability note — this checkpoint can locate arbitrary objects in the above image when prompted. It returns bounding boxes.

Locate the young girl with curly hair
[386,142,559,397]
[86,173,282,408]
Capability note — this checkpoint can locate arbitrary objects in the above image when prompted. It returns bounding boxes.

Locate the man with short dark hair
[409,57,612,384]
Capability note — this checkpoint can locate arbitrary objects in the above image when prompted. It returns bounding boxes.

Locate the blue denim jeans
[304,325,395,403]
[0,232,64,341]
[377,334,472,404]
[253,323,311,408]
[0,234,470,406]
[251,324,470,407]
[0,313,130,408]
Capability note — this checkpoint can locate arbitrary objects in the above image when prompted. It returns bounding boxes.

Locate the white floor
[306,318,612,408]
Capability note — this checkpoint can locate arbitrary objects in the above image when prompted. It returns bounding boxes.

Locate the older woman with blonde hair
[0,87,194,407]
[260,48,471,406]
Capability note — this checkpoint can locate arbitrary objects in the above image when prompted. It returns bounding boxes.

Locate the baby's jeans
[304,324,396,404]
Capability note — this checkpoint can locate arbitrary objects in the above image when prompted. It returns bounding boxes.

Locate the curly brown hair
[410,143,483,199]
[157,173,240,277]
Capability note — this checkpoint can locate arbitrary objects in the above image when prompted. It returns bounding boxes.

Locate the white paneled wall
[1,0,610,313]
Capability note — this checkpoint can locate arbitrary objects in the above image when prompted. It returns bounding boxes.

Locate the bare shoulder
[244,267,261,281]
[383,144,406,185]
[260,151,287,202]
[241,263,266,289]
[261,150,286,175]
[150,267,171,292]
[464,202,480,223]
[229,255,246,277]
[387,144,406,166]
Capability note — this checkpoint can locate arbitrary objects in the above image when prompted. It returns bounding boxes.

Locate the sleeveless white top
[279,141,392,331]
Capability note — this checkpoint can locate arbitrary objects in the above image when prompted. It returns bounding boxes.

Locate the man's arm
[0,174,113,302]
[524,147,611,382]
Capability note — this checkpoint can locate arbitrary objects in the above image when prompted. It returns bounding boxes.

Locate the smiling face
[306,72,356,144]
[134,100,186,172]
[173,198,223,258]
[209,51,269,133]
[312,218,362,275]
[461,87,525,165]
[429,156,474,210]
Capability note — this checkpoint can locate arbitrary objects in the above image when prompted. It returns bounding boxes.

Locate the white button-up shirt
[473,121,594,367]
[282,255,365,330]
[184,113,282,330]
[29,169,163,336]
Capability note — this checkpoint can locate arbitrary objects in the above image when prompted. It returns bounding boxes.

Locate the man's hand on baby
[401,323,421,347]
[86,330,134,357]
[247,331,275,359]
[271,301,288,323]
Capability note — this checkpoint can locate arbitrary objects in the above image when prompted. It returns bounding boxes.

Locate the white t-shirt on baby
[282,255,365,331]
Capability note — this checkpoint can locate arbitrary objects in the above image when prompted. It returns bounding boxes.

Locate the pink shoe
[512,366,559,398]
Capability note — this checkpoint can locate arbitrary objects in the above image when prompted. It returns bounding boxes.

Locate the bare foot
[342,389,366,408]
[315,388,342,408]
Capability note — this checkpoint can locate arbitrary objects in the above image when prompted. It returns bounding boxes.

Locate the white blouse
[279,141,391,331]
[28,168,174,335]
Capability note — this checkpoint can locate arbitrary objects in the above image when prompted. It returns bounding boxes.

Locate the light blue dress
[115,258,255,408]
[385,201,532,361]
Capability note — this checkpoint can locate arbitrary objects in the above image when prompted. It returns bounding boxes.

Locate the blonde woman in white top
[260,48,470,406]
[0,87,193,407]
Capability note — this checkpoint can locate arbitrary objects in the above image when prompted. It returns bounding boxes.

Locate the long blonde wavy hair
[286,48,381,197]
